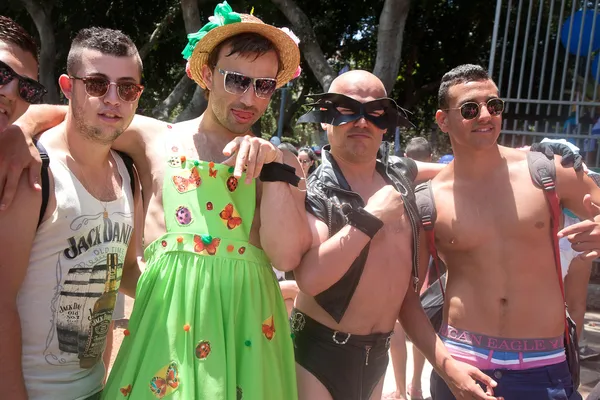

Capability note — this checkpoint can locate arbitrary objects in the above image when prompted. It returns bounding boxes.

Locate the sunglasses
[445,98,505,120]
[70,76,144,102]
[218,69,277,99]
[298,159,312,164]
[0,60,47,104]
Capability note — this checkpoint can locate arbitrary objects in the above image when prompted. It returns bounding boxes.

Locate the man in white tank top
[0,27,144,400]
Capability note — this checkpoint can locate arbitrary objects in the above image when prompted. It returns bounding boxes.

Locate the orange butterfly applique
[262,315,276,341]
[219,203,242,230]
[209,168,218,178]
[149,362,179,398]
[120,384,132,396]
[193,235,221,255]
[172,167,201,193]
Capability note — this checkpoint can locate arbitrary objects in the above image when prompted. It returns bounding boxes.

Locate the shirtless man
[291,70,502,400]
[425,64,600,399]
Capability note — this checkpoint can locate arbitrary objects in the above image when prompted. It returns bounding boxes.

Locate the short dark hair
[278,142,298,156]
[67,27,142,76]
[207,32,282,72]
[0,16,38,62]
[438,64,490,109]
[405,137,432,161]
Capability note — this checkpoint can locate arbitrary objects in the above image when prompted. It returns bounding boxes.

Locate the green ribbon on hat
[181,1,242,60]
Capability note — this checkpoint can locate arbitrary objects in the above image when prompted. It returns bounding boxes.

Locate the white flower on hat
[280,27,300,46]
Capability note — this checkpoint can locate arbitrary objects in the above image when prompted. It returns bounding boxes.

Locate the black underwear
[291,309,392,400]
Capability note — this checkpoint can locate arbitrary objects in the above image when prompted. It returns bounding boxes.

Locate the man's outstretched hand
[530,142,583,172]
[0,124,42,210]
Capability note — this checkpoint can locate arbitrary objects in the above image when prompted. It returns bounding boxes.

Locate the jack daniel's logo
[63,217,133,259]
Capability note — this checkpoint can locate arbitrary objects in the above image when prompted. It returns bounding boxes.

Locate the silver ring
[332,331,351,345]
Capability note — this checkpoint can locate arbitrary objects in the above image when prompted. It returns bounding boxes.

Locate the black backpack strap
[115,150,136,196]
[415,181,445,297]
[415,181,437,229]
[35,140,50,228]
[526,151,556,190]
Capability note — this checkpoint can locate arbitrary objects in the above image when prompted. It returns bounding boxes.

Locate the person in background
[405,137,433,163]
[386,136,434,400]
[298,146,318,177]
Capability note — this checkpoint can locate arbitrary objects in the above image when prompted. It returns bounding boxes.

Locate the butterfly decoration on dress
[262,315,276,341]
[193,234,221,255]
[149,362,179,398]
[120,384,132,396]
[172,167,201,193]
[219,203,242,230]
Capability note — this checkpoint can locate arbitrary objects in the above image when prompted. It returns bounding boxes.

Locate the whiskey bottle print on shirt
[55,253,119,368]
[80,253,118,368]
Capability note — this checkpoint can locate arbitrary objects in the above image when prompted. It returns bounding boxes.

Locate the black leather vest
[305,143,421,323]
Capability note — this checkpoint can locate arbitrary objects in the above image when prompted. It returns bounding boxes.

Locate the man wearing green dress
[98,3,309,398]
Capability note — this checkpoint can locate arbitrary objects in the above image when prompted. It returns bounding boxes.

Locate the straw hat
[187,14,300,89]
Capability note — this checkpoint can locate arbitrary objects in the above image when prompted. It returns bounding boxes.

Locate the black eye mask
[296,93,412,130]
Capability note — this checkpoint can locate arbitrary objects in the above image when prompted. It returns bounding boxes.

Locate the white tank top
[17,145,134,400]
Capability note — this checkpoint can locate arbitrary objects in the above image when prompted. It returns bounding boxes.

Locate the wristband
[341,203,384,239]
[259,162,300,187]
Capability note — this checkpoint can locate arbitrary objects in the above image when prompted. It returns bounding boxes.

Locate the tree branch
[152,74,196,120]
[181,0,203,34]
[139,4,180,60]
[373,0,411,94]
[269,0,335,91]
[20,0,59,104]
[174,86,208,122]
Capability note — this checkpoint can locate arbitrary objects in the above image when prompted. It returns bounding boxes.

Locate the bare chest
[433,173,551,252]
[341,215,414,328]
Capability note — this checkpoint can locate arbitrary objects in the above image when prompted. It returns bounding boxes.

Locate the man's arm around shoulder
[119,169,145,298]
[0,171,42,399]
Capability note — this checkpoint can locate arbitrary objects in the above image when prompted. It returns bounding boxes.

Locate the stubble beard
[72,103,123,145]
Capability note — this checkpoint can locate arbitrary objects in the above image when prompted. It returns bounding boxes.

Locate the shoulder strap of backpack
[115,150,136,196]
[526,151,570,345]
[415,181,445,297]
[35,140,50,228]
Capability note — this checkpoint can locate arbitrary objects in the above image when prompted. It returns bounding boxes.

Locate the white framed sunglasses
[217,68,277,99]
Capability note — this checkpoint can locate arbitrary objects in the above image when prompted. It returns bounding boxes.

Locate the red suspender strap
[541,176,571,346]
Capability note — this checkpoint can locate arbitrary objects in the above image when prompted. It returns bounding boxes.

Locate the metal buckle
[332,330,351,345]
[290,312,306,333]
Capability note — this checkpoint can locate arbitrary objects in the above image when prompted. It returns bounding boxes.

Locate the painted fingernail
[0,204,5,211]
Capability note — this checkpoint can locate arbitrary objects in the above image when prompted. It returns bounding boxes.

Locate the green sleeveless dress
[102,143,297,399]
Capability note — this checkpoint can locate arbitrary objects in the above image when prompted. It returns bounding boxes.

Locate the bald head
[329,70,387,100]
